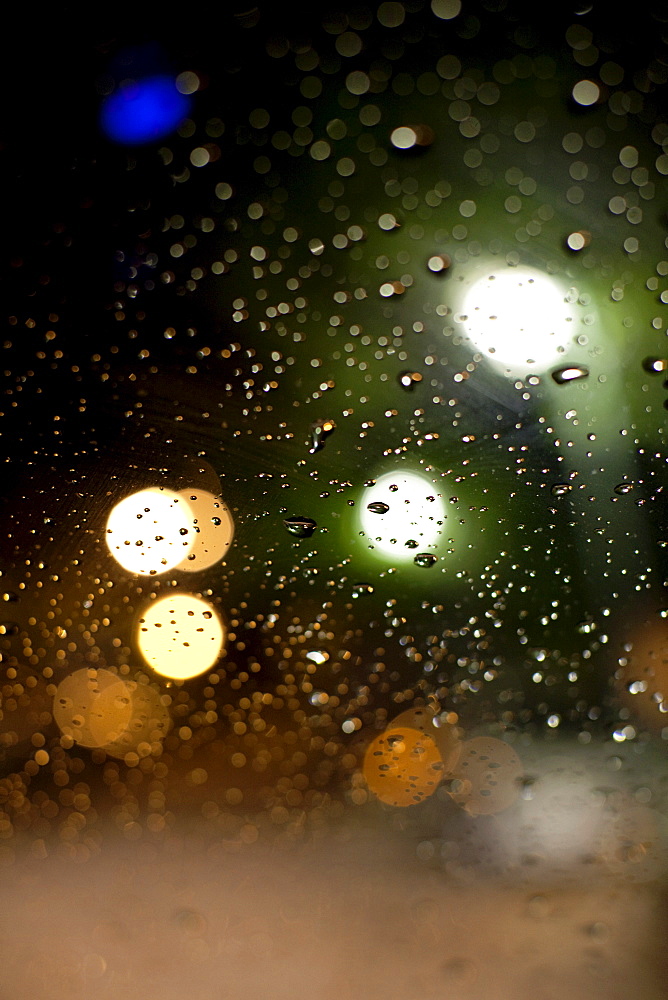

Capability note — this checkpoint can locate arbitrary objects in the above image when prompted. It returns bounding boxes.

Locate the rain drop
[414,553,438,568]
[367,501,390,514]
[283,516,318,538]
[309,418,336,454]
[551,365,589,384]
[614,482,634,495]
[551,483,573,496]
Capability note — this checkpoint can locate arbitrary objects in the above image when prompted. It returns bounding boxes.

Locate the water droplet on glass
[577,617,596,634]
[398,371,423,390]
[414,553,437,568]
[642,357,668,373]
[211,517,221,525]
[551,365,589,384]
[283,516,317,538]
[405,539,419,548]
[1,591,18,603]
[551,483,573,496]
[614,482,634,495]
[308,418,336,454]
[0,622,19,636]
[352,582,374,597]
[367,501,390,514]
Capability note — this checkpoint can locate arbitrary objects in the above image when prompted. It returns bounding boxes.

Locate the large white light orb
[359,472,446,560]
[458,266,575,373]
[106,488,194,575]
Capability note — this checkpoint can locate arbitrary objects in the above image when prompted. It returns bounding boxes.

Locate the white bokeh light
[105,488,194,575]
[359,471,446,560]
[457,266,575,373]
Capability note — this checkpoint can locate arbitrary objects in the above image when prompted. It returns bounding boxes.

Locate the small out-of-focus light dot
[106,488,193,575]
[342,720,356,733]
[306,650,328,665]
[567,231,590,250]
[547,714,561,728]
[215,182,233,200]
[431,0,462,18]
[379,213,399,230]
[190,147,210,167]
[137,594,225,681]
[391,126,418,149]
[572,79,600,106]
[176,71,200,95]
[377,1,406,27]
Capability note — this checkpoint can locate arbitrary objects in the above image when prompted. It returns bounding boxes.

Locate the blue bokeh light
[100,75,191,144]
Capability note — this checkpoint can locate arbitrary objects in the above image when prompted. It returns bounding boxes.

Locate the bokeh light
[137,594,225,680]
[359,472,446,560]
[458,267,575,374]
[363,724,445,807]
[100,75,191,144]
[173,490,234,572]
[53,669,170,759]
[53,669,133,749]
[105,488,194,575]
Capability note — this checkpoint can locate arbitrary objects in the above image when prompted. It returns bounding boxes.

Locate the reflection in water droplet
[414,552,437,567]
[367,501,390,514]
[642,357,668,373]
[398,371,423,390]
[405,539,419,548]
[308,418,336,453]
[551,365,589,384]
[352,582,374,596]
[551,483,573,496]
[614,482,634,495]
[283,516,317,537]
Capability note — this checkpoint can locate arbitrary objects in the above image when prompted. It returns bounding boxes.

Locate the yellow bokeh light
[105,488,194,575]
[363,723,445,807]
[137,593,225,680]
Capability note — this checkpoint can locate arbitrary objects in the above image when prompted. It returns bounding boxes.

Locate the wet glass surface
[1,3,668,997]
